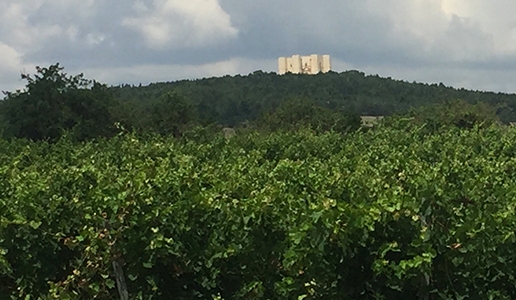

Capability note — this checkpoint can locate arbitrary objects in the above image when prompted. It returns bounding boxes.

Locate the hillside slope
[110,70,516,126]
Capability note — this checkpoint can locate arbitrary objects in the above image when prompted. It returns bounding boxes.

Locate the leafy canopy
[1,63,116,141]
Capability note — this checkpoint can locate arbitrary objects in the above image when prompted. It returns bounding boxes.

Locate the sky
[2,0,516,94]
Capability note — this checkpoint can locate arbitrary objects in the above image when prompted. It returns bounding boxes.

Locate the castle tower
[278,54,331,75]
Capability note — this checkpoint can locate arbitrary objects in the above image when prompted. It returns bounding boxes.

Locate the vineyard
[1,124,516,299]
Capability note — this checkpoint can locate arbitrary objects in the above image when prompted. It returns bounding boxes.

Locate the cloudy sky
[2,0,516,94]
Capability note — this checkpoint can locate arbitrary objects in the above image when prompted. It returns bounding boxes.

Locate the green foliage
[111,71,516,125]
[111,91,199,138]
[381,99,503,135]
[1,64,117,142]
[1,126,516,298]
[409,99,502,131]
[256,97,361,134]
[4,65,512,141]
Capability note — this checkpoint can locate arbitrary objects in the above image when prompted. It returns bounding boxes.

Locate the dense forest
[111,69,516,126]
[0,63,512,142]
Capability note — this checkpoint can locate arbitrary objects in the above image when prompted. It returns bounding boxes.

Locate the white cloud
[0,43,33,93]
[372,0,516,59]
[122,0,238,50]
[0,2,41,49]
[440,0,516,54]
[0,43,22,71]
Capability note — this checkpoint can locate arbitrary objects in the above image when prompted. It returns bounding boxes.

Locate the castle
[278,54,331,75]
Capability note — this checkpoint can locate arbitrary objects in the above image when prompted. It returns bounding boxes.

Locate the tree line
[111,69,516,125]
[0,63,508,142]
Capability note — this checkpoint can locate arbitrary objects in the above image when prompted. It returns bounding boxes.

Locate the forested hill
[110,70,516,126]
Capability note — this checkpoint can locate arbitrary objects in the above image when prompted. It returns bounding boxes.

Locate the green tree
[1,63,117,141]
[256,97,361,133]
[147,91,198,137]
[110,70,516,125]
[409,99,502,132]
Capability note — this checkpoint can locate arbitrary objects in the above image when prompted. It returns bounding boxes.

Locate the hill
[1,65,512,142]
[110,70,516,126]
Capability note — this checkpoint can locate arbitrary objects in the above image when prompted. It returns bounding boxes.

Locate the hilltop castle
[278,54,331,75]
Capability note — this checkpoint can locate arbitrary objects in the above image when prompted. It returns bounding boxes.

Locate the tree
[1,64,117,141]
[146,91,198,137]
[256,97,361,133]
[409,99,501,132]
